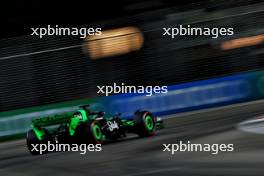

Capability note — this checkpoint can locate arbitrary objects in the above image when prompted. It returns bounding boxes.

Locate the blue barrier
[100,72,260,118]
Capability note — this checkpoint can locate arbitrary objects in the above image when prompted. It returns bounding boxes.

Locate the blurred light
[84,27,144,60]
[220,34,264,50]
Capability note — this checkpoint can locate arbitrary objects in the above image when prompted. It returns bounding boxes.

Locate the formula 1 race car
[26,105,163,155]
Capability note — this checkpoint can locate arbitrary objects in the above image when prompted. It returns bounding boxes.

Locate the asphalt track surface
[1,101,264,176]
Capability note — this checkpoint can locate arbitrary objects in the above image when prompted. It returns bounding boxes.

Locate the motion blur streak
[221,34,264,50]
[85,27,144,59]
[1,100,264,176]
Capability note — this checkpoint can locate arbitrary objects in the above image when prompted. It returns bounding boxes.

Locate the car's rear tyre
[26,129,47,155]
[133,111,156,137]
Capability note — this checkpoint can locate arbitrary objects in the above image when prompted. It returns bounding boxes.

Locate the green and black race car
[26,105,164,155]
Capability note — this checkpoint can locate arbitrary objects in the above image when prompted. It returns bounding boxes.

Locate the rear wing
[32,113,73,127]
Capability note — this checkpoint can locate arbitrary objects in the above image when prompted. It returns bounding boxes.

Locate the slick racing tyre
[84,121,104,144]
[133,111,156,137]
[26,129,48,155]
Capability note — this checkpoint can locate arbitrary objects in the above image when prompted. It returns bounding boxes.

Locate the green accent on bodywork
[32,113,73,127]
[69,117,80,136]
[78,109,89,121]
[69,109,89,136]
[92,124,103,141]
[32,125,46,140]
[31,108,92,137]
[144,115,154,131]
[121,120,134,127]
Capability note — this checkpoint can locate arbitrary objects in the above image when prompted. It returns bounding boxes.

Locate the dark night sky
[0,0,208,39]
[0,0,128,39]
[0,0,259,39]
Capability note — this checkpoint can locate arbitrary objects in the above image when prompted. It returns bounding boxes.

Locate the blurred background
[1,0,264,175]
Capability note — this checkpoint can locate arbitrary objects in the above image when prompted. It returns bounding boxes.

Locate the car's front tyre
[133,111,156,137]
